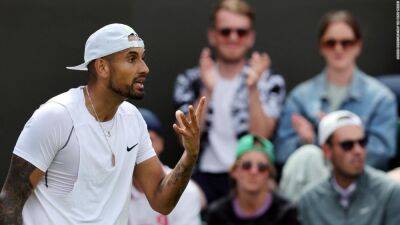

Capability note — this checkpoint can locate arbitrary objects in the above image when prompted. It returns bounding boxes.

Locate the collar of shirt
[331,177,357,208]
[233,193,272,219]
[316,67,364,101]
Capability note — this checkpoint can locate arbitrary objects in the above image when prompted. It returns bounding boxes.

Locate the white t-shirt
[128,166,202,225]
[15,102,78,194]
[13,87,156,225]
[199,73,241,173]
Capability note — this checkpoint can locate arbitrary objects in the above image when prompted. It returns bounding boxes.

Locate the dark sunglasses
[321,39,358,49]
[218,28,251,38]
[337,137,368,152]
[240,161,269,172]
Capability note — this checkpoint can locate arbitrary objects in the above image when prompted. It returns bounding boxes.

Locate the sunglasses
[321,39,358,49]
[337,137,368,152]
[240,161,269,173]
[217,28,251,38]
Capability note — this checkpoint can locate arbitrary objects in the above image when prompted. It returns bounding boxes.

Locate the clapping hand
[247,51,270,88]
[199,48,216,92]
[291,113,315,144]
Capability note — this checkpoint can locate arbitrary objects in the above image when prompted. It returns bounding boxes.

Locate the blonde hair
[210,0,255,28]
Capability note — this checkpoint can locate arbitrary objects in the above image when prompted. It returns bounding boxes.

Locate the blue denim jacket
[275,68,397,169]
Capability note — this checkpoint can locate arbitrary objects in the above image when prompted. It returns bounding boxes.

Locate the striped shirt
[173,65,285,171]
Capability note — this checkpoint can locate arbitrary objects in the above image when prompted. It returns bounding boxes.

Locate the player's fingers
[189,105,199,131]
[175,110,185,127]
[173,123,190,137]
[179,111,192,132]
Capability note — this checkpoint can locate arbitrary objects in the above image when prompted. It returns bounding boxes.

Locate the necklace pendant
[107,131,111,137]
[112,154,116,167]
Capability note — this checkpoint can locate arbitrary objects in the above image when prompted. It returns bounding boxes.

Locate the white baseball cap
[318,110,363,146]
[67,23,145,71]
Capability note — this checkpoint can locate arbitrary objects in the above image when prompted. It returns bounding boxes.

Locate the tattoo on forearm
[171,162,192,205]
[0,155,37,225]
[160,157,194,206]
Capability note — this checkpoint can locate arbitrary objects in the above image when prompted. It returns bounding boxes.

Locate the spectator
[275,10,397,171]
[279,144,330,202]
[207,134,298,225]
[298,110,400,225]
[173,0,286,204]
[128,109,205,225]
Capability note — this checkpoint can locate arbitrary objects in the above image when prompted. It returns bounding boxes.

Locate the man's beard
[334,160,364,180]
[128,81,145,100]
[337,167,362,180]
[109,78,145,100]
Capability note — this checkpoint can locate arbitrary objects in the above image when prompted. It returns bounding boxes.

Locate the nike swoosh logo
[127,143,138,152]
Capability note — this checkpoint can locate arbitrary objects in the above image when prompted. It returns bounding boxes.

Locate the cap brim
[66,61,89,71]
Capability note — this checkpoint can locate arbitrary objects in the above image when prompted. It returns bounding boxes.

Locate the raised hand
[199,48,216,92]
[173,97,206,158]
[247,51,271,88]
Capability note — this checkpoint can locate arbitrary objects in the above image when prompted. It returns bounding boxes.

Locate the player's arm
[0,155,44,225]
[0,102,71,224]
[134,97,205,215]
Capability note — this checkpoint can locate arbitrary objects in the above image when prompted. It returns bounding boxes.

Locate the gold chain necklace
[85,86,116,167]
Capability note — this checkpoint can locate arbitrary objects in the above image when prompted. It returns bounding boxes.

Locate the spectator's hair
[210,0,255,28]
[318,10,362,41]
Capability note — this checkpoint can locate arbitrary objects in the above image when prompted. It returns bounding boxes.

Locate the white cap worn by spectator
[318,110,363,146]
[67,23,145,71]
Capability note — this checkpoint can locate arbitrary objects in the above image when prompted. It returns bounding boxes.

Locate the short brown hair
[210,0,255,28]
[318,10,362,41]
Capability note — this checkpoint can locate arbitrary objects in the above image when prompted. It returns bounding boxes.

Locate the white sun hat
[318,110,363,146]
[67,23,145,71]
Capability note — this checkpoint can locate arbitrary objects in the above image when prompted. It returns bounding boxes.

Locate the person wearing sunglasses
[275,10,397,173]
[173,0,286,205]
[298,110,400,225]
[207,134,298,225]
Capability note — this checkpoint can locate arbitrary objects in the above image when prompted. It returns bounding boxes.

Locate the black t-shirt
[206,193,299,225]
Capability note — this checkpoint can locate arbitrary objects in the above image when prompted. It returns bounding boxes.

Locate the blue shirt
[275,68,397,169]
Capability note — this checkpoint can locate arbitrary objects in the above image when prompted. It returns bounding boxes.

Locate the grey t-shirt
[326,82,349,112]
